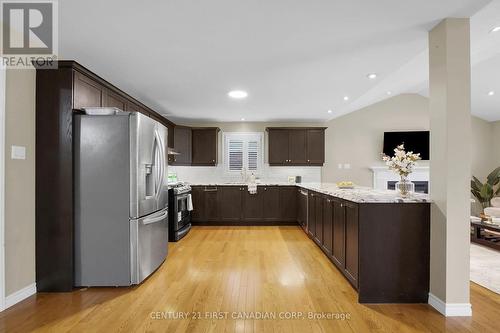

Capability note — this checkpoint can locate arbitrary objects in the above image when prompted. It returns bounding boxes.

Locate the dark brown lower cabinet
[204,187,220,222]
[190,185,298,225]
[314,193,323,245]
[219,186,243,222]
[279,186,297,222]
[322,196,333,255]
[297,188,308,231]
[244,190,264,222]
[344,202,359,288]
[307,192,316,237]
[332,198,345,269]
[302,193,430,304]
[262,186,280,221]
[191,186,205,222]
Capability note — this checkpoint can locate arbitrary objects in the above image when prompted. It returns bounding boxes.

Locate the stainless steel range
[168,182,192,241]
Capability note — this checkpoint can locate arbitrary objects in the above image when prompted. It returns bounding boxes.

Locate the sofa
[484,197,500,218]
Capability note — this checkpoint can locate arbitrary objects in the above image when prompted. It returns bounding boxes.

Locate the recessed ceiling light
[367,73,378,80]
[343,96,349,101]
[241,118,246,121]
[488,91,495,96]
[327,110,333,114]
[387,91,392,95]
[490,26,500,33]
[228,90,248,99]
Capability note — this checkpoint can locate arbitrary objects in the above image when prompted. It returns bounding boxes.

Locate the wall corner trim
[4,283,36,310]
[428,293,472,317]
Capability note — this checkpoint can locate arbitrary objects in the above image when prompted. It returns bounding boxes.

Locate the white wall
[493,121,500,167]
[471,117,497,180]
[322,94,430,186]
[4,69,36,295]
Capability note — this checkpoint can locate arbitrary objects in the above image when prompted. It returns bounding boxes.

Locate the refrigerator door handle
[142,209,168,225]
[154,129,165,199]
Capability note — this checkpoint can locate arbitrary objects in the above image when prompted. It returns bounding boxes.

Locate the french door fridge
[74,110,168,286]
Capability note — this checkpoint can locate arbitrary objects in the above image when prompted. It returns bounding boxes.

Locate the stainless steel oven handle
[142,210,168,225]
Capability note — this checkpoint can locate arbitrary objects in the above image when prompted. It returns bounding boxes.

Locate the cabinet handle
[264,188,267,191]
[307,159,310,162]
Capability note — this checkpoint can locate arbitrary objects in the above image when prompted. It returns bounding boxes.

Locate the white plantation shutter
[228,139,244,171]
[247,140,259,171]
[224,133,263,174]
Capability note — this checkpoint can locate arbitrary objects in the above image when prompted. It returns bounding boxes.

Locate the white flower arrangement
[381,144,421,178]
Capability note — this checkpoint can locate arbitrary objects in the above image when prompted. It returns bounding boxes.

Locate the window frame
[223,132,264,176]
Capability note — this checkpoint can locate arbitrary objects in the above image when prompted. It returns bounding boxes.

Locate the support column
[429,18,472,317]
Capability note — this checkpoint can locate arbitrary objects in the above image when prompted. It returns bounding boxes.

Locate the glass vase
[396,176,414,197]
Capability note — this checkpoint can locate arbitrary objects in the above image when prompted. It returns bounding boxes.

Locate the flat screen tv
[383,131,430,160]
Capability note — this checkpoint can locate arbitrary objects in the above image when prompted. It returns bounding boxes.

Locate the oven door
[175,193,191,229]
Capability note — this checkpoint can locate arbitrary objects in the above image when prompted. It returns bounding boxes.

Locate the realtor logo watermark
[1,0,58,68]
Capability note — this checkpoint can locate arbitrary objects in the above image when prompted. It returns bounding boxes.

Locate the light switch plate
[11,145,26,160]
[338,164,343,169]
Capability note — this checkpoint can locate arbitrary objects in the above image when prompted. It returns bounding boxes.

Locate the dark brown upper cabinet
[103,89,127,110]
[268,129,289,165]
[126,102,142,114]
[166,123,175,149]
[306,129,325,165]
[73,71,103,109]
[267,127,326,166]
[289,129,307,164]
[170,126,192,166]
[192,128,219,166]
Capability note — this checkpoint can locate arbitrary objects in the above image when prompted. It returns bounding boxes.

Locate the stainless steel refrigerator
[74,109,168,286]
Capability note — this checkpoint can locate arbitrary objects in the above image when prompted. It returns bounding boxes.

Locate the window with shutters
[223,133,263,174]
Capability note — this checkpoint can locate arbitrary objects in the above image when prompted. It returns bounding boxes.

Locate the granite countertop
[296,183,431,204]
[188,182,431,204]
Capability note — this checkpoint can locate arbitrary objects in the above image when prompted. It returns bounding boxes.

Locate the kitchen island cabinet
[304,188,429,303]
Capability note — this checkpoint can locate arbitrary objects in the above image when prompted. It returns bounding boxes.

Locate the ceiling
[58,0,497,122]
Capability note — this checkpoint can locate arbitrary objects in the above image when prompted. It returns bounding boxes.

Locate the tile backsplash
[169,165,322,184]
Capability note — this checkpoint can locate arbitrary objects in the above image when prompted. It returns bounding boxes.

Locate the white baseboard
[4,283,36,310]
[428,293,472,317]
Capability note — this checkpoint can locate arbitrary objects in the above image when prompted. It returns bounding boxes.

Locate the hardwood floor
[1,226,499,332]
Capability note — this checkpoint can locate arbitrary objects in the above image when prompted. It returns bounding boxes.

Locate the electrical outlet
[338,164,343,169]
[11,145,26,160]
[344,163,351,169]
